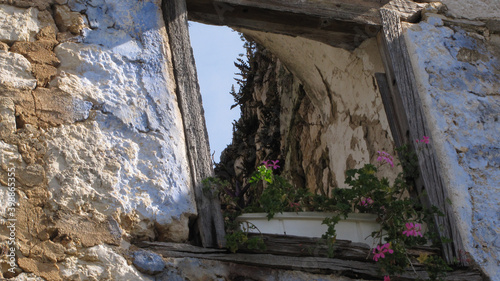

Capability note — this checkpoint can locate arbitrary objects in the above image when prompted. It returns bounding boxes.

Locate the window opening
[188,22,244,164]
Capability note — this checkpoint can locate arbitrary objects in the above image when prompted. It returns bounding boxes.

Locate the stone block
[0,5,40,43]
[0,42,8,51]
[0,51,37,90]
[133,251,166,275]
[59,245,151,280]
[11,41,60,63]
[0,98,16,136]
[33,87,93,126]
[53,5,86,35]
[17,163,45,187]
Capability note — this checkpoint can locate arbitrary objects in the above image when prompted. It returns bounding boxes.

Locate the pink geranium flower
[373,243,394,262]
[384,276,391,281]
[416,136,430,144]
[262,160,280,170]
[289,202,301,211]
[377,151,394,167]
[359,197,374,207]
[402,222,423,237]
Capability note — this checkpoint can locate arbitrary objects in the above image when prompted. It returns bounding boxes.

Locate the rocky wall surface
[156,255,363,281]
[429,0,500,22]
[223,30,400,195]
[0,0,196,280]
[404,8,500,280]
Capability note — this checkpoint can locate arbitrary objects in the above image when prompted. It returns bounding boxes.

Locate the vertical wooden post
[377,1,465,264]
[374,72,404,148]
[162,0,226,248]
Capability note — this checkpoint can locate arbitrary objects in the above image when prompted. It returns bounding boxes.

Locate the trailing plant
[225,225,266,254]
[209,135,453,279]
[217,194,267,253]
[423,254,453,281]
[282,141,451,278]
[245,160,313,219]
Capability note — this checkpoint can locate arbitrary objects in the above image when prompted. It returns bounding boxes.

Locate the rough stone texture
[0,1,196,280]
[132,250,166,275]
[11,40,59,62]
[0,51,37,90]
[0,41,8,51]
[8,273,46,281]
[404,15,500,280]
[17,258,62,281]
[229,31,399,193]
[43,115,195,241]
[33,88,93,125]
[0,4,40,43]
[10,16,59,87]
[436,0,500,20]
[0,0,56,10]
[49,0,194,235]
[59,245,152,280]
[53,4,86,34]
[157,257,361,281]
[0,98,16,136]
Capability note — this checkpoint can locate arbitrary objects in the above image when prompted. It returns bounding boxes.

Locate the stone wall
[404,3,500,279]
[156,256,361,281]
[0,0,196,280]
[433,0,500,22]
[0,0,498,280]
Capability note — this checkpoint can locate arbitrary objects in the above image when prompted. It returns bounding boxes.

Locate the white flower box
[236,212,383,247]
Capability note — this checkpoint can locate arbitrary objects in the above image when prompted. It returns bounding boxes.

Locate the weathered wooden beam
[190,0,387,25]
[140,234,440,262]
[162,0,226,248]
[137,241,227,254]
[377,2,465,264]
[241,234,372,261]
[140,238,483,280]
[375,72,404,147]
[185,0,385,50]
[240,234,444,265]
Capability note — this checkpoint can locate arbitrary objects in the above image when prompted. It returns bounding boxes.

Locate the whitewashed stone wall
[404,4,500,279]
[0,0,196,280]
[0,0,498,280]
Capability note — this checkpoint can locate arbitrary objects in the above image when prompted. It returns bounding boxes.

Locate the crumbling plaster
[239,29,400,192]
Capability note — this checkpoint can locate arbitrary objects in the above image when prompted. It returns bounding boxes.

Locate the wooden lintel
[186,0,384,49]
[189,0,387,25]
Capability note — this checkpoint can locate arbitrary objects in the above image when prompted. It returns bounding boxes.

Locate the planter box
[236,212,382,246]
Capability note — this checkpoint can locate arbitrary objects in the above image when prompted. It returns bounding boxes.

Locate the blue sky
[188,22,244,163]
